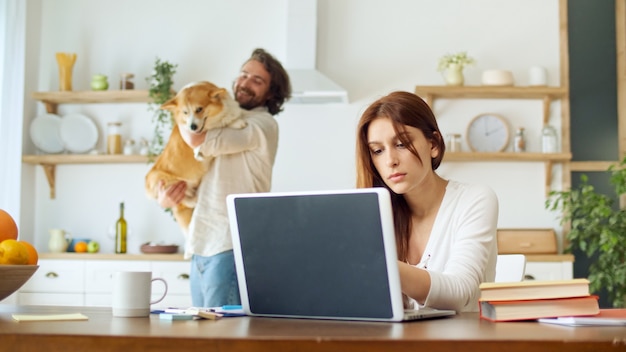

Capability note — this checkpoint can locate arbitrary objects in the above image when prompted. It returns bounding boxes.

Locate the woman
[355,91,498,312]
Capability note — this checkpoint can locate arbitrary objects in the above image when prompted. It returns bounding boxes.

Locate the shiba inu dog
[145,81,246,233]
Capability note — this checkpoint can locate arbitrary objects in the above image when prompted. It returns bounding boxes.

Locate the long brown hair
[355,91,445,261]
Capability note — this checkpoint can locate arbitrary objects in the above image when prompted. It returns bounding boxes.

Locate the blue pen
[221,305,243,310]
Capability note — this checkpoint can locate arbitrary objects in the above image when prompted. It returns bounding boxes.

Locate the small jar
[514,127,526,152]
[541,124,558,153]
[123,139,135,155]
[91,74,109,91]
[107,122,122,154]
[138,138,150,156]
[447,133,462,152]
[120,73,135,90]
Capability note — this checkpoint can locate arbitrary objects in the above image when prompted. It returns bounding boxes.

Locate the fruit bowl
[0,265,39,301]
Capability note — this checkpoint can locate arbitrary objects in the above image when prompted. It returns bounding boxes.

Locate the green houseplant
[546,156,626,307]
[146,58,177,156]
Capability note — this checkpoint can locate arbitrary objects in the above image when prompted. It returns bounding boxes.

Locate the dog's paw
[230,119,248,129]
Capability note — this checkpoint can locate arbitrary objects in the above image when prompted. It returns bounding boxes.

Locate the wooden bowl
[140,243,179,254]
[0,265,39,301]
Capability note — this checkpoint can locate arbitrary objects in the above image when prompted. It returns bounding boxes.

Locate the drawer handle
[524,274,536,280]
[519,242,533,248]
[177,273,190,280]
[45,272,59,278]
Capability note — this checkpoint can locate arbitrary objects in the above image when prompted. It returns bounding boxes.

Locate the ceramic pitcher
[444,63,464,86]
[49,229,72,253]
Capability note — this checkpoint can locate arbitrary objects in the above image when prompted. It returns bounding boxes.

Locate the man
[157,48,291,307]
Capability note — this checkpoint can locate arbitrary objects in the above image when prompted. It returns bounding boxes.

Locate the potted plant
[437,51,475,86]
[545,156,626,307]
[146,58,177,157]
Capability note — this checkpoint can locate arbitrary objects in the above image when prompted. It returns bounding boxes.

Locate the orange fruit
[0,209,18,243]
[74,241,88,253]
[0,239,28,264]
[18,240,38,265]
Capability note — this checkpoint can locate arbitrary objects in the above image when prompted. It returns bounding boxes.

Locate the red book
[479,295,600,322]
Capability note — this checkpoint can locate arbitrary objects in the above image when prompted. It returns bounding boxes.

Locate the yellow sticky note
[12,313,88,322]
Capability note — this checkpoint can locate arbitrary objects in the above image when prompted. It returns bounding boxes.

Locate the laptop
[226,188,456,322]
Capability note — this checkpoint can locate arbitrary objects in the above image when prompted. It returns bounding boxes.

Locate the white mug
[528,66,548,86]
[112,271,168,317]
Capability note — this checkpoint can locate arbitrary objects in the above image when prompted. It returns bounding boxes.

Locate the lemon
[0,239,29,265]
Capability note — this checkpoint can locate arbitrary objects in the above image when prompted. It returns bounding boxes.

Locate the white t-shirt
[412,180,499,312]
[184,106,278,259]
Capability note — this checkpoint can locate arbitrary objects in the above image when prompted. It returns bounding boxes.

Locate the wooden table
[1,305,626,352]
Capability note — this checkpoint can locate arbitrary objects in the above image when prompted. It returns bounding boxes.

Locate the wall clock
[466,113,510,152]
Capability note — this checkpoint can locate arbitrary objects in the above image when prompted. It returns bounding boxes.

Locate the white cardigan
[412,180,498,312]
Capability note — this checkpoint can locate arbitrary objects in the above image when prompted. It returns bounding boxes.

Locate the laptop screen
[228,189,399,320]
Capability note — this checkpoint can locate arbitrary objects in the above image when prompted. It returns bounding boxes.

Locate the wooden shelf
[569,160,617,172]
[443,152,571,162]
[414,85,568,100]
[415,85,570,195]
[444,152,572,196]
[32,90,152,114]
[415,85,568,125]
[22,154,150,165]
[22,154,152,198]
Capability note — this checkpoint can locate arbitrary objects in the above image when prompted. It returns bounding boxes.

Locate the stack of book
[478,278,600,322]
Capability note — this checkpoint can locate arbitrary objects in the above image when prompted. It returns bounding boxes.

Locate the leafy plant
[146,58,177,157]
[437,51,475,72]
[546,156,626,307]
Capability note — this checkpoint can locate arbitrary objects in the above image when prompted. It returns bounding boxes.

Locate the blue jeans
[190,250,241,307]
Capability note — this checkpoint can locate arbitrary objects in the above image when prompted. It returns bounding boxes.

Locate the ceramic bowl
[481,69,514,86]
[0,265,39,301]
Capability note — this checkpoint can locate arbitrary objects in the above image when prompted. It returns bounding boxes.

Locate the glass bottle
[541,124,558,153]
[107,122,122,154]
[115,202,127,254]
[514,127,526,152]
[447,133,462,152]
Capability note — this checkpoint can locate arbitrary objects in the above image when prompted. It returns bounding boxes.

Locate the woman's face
[366,117,436,195]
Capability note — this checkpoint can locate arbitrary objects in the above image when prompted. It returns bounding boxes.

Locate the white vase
[444,63,464,86]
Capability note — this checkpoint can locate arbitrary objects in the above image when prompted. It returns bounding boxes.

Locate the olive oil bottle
[115,202,127,254]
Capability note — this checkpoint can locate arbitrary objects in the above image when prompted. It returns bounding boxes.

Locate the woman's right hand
[157,180,187,209]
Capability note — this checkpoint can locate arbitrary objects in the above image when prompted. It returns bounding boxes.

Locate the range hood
[285,0,349,104]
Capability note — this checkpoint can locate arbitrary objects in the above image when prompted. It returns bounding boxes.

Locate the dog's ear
[160,96,178,111]
[210,88,228,100]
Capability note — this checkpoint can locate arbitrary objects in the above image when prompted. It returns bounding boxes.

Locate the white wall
[21,0,564,253]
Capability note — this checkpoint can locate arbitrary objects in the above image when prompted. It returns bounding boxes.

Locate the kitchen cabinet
[24,90,154,198]
[414,85,571,195]
[19,259,85,306]
[18,255,191,307]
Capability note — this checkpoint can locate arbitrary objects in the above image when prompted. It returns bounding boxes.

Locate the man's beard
[236,86,264,110]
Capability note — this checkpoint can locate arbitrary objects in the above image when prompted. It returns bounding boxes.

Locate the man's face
[233,59,271,110]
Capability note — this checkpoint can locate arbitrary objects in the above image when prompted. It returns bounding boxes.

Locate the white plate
[59,113,99,153]
[29,113,64,153]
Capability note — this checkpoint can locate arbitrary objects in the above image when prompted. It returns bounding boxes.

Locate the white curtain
[0,0,26,222]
